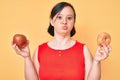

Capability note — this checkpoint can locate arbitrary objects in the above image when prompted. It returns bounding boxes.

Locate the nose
[62,18,67,24]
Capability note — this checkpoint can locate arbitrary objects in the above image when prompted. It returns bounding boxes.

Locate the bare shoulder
[83,45,93,60]
[83,45,93,67]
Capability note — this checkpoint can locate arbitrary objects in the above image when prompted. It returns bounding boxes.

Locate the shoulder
[76,41,85,45]
[76,41,92,61]
[37,42,49,50]
[75,41,85,48]
[83,44,93,63]
[38,42,48,47]
[33,42,48,64]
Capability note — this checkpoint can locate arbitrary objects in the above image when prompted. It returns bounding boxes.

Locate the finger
[107,45,112,52]
[12,43,18,51]
[12,44,22,54]
[102,45,109,54]
[15,45,21,51]
[12,43,16,48]
[96,46,101,53]
[99,49,109,58]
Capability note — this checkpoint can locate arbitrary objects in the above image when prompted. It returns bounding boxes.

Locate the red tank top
[38,41,85,80]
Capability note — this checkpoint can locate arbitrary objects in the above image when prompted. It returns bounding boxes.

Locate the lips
[62,26,68,30]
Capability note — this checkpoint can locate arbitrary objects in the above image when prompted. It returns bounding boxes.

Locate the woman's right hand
[12,40,30,58]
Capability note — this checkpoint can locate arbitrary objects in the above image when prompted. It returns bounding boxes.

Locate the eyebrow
[57,13,74,17]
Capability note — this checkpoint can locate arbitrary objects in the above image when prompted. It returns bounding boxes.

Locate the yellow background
[0,0,120,80]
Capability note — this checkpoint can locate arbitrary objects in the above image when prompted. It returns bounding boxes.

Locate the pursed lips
[62,26,68,30]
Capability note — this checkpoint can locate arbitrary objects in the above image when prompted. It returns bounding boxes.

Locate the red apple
[13,34,27,49]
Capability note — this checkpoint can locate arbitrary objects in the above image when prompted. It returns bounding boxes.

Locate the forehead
[58,6,74,15]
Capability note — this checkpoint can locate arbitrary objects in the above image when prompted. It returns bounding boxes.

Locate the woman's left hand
[94,45,112,62]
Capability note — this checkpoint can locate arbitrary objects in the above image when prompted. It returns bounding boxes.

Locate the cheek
[53,22,60,27]
[53,24,61,30]
[69,21,75,28]
[69,20,75,24]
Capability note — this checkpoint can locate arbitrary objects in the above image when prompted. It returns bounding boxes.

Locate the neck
[53,35,71,46]
[48,34,75,50]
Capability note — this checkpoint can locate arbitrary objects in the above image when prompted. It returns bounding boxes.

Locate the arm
[84,45,111,80]
[87,60,101,80]
[24,56,39,80]
[83,45,93,80]
[12,42,39,80]
[33,47,40,80]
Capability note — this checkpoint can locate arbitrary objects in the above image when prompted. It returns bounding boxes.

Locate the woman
[12,2,111,80]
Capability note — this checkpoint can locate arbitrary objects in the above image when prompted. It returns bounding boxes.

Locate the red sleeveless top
[38,41,85,80]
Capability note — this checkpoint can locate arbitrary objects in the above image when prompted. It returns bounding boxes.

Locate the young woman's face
[51,6,75,36]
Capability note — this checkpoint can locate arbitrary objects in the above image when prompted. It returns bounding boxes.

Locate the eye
[57,15,62,19]
[67,16,72,20]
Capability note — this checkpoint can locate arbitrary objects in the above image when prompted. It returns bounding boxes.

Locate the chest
[38,47,85,80]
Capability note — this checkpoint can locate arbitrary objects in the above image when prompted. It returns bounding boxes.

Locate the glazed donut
[97,32,111,47]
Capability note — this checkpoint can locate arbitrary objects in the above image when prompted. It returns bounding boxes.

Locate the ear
[50,19,54,26]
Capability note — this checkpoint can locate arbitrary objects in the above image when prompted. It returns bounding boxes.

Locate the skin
[12,6,111,80]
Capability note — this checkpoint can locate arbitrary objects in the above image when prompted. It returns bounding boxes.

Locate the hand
[12,40,30,58]
[94,45,112,62]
